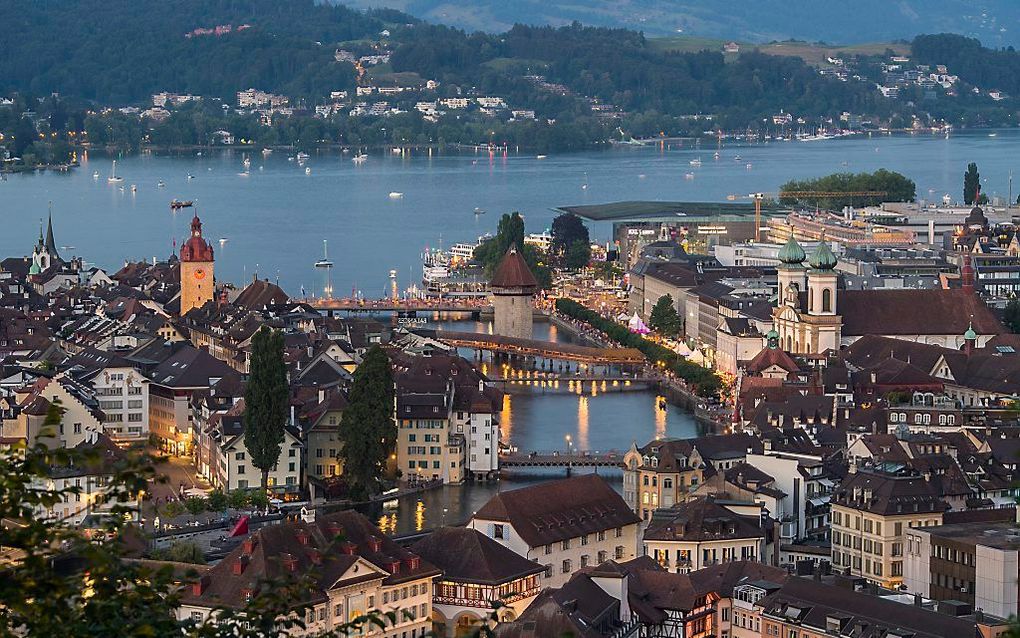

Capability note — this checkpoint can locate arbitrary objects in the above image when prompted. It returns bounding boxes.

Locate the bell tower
[179,214,215,315]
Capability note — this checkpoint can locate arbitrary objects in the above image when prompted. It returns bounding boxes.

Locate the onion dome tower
[179,214,215,316]
[807,240,838,316]
[490,245,538,339]
[777,236,807,308]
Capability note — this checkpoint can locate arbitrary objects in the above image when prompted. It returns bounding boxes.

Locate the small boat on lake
[170,199,194,210]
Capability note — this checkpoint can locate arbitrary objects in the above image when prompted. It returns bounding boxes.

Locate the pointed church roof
[45,213,59,261]
[490,245,538,291]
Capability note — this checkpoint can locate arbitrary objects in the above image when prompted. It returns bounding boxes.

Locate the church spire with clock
[179,214,214,315]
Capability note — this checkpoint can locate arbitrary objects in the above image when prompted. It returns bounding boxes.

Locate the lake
[4,130,1020,300]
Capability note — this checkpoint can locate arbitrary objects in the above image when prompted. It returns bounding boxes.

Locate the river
[4,129,1018,533]
[4,130,1020,300]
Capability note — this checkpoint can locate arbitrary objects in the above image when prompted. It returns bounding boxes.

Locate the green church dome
[778,236,806,264]
[964,322,977,341]
[809,241,837,270]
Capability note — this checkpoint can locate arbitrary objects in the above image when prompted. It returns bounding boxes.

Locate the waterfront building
[201,400,303,493]
[642,496,768,573]
[829,464,947,589]
[903,512,1020,620]
[622,434,764,521]
[489,246,537,340]
[301,388,348,481]
[411,527,544,636]
[179,214,215,316]
[468,474,641,589]
[180,509,440,637]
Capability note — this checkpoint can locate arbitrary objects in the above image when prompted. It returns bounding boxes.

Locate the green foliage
[206,489,228,512]
[163,500,185,519]
[151,541,207,565]
[1005,297,1020,333]
[648,295,683,337]
[0,439,400,636]
[564,239,592,270]
[780,169,916,209]
[964,162,981,205]
[551,213,590,255]
[43,396,64,429]
[244,326,289,489]
[474,213,552,288]
[338,346,396,498]
[227,488,251,510]
[184,496,207,516]
[555,298,720,398]
[248,489,270,510]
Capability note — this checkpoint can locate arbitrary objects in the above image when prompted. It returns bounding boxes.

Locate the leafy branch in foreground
[0,436,397,637]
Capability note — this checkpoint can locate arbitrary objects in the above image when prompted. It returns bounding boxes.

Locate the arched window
[786,336,793,351]
[822,288,832,313]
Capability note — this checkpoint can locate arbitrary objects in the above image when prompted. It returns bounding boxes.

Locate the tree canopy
[780,169,916,210]
[338,345,396,498]
[551,213,590,255]
[474,213,552,288]
[649,295,683,337]
[243,326,289,489]
[964,162,981,205]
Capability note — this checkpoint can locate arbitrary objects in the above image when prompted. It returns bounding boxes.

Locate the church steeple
[45,207,59,261]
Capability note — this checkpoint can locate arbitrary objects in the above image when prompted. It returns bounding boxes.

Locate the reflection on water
[500,393,512,442]
[655,394,668,441]
[577,396,589,450]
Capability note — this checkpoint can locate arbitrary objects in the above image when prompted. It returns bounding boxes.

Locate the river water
[5,130,1019,533]
[4,130,1020,299]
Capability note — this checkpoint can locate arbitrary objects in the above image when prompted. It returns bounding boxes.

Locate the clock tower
[179,214,214,316]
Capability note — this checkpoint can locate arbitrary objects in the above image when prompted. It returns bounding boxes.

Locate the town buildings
[829,465,947,589]
[180,509,440,637]
[411,527,544,635]
[468,474,641,588]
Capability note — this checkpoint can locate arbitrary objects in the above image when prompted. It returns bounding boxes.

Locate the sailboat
[352,152,368,164]
[581,172,589,190]
[107,160,123,183]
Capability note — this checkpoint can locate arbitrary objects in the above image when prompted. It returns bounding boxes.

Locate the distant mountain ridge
[337,0,1020,47]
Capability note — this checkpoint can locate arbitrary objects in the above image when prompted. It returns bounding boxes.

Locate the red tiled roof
[490,246,538,290]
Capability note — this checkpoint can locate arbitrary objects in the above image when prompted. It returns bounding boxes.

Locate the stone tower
[490,245,538,339]
[179,214,215,316]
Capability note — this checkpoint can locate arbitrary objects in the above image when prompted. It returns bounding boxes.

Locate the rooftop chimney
[232,555,249,575]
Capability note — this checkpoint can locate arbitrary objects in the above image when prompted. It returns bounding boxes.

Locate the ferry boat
[524,231,553,252]
[170,199,194,210]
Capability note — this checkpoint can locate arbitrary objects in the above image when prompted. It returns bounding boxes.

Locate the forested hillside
[0,0,413,103]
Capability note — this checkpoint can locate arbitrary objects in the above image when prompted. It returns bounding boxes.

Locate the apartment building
[643,497,767,574]
[830,465,947,589]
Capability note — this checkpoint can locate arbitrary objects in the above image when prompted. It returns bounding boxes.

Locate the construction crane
[729,190,888,241]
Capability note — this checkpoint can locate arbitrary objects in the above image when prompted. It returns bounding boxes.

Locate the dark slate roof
[830,468,948,516]
[644,496,765,542]
[759,576,976,638]
[411,527,543,585]
[234,279,289,310]
[495,574,621,638]
[473,474,639,548]
[148,345,239,388]
[840,289,1003,336]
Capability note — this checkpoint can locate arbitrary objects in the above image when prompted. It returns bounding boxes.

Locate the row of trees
[555,298,721,398]
[779,169,916,209]
[242,326,396,500]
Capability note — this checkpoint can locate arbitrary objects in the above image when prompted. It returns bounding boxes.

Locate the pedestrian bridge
[432,330,645,365]
[499,451,625,468]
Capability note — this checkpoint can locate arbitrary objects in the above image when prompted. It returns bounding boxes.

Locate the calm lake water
[4,130,1020,299]
[6,130,1019,533]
